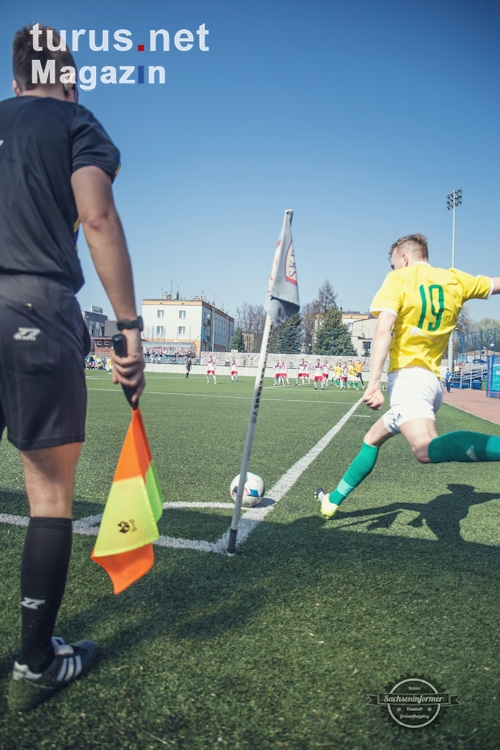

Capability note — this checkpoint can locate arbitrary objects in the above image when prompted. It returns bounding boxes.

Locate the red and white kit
[314,363,324,383]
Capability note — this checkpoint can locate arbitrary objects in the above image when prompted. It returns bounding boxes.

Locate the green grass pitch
[1,371,500,748]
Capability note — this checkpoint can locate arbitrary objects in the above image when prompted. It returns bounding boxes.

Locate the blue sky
[2,0,499,323]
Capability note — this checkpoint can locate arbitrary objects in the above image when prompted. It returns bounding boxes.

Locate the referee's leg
[17,444,82,675]
[21,442,82,518]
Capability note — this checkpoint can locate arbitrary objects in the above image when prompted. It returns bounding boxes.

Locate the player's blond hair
[389,234,428,262]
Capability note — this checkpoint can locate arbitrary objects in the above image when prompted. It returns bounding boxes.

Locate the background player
[281,361,290,386]
[355,359,365,389]
[230,359,239,382]
[206,356,216,383]
[314,360,324,390]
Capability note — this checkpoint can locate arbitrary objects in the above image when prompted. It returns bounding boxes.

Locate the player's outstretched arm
[71,166,145,401]
[363,311,395,410]
[491,277,500,294]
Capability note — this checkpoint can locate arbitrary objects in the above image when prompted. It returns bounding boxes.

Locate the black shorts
[0,275,90,450]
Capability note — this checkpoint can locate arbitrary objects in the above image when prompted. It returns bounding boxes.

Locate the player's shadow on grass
[335,483,500,544]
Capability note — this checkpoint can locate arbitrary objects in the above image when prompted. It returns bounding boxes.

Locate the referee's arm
[71,165,145,400]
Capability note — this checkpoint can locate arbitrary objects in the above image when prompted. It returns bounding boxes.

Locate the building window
[157,309,164,318]
[156,326,164,336]
[179,310,186,319]
[178,326,186,335]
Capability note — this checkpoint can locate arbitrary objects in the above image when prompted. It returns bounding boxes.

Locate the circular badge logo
[368,674,459,730]
[386,676,442,729]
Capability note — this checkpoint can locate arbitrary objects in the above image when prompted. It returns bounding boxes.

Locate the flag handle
[112,334,139,409]
[228,315,272,554]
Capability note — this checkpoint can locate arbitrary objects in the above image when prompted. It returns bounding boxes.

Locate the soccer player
[355,360,365,389]
[333,362,342,387]
[1,25,145,711]
[314,360,324,390]
[316,234,500,518]
[340,363,348,389]
[322,361,330,387]
[303,361,311,386]
[347,361,358,388]
[230,359,239,382]
[295,358,306,385]
[206,356,216,383]
[273,360,281,385]
[281,361,290,386]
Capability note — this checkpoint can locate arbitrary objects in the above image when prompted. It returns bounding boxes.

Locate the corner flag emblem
[285,240,297,285]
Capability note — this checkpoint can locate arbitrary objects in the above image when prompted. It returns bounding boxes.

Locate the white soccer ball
[230,472,265,507]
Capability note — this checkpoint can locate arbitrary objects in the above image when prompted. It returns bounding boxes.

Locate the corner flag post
[227,209,299,554]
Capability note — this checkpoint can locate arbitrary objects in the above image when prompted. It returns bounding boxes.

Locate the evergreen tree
[277,314,302,353]
[301,301,317,354]
[231,327,246,352]
[314,306,357,356]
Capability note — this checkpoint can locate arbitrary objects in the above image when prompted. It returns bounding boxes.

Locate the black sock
[20,517,72,673]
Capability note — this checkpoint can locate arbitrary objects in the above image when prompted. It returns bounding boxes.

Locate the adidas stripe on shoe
[315,487,339,519]
[8,636,97,711]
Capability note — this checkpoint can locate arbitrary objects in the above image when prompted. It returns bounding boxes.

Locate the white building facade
[142,296,234,357]
[348,317,377,357]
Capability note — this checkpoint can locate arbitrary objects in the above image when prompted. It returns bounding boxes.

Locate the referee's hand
[111,329,145,404]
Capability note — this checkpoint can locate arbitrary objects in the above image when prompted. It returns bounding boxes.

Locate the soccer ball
[230,472,265,507]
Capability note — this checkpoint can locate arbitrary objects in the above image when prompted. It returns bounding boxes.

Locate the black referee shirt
[0,96,120,293]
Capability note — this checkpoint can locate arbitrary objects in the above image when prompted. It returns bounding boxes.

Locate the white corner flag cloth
[264,209,299,327]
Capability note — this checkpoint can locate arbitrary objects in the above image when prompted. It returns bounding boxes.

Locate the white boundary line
[86,387,360,407]
[0,397,363,554]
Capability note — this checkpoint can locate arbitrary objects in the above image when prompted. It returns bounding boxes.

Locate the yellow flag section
[91,409,163,594]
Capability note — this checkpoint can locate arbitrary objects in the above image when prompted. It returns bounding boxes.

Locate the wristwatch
[117,316,144,331]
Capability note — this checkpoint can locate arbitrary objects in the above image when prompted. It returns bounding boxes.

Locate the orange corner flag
[91,409,163,594]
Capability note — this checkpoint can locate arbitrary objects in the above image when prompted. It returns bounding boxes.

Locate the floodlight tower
[446,188,462,369]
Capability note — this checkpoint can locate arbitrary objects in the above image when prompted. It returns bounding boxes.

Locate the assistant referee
[1,24,145,711]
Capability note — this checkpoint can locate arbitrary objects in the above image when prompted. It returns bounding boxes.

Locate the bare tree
[455,305,474,336]
[236,303,267,352]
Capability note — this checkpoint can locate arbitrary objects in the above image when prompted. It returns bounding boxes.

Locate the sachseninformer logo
[30,23,210,91]
[368,674,459,730]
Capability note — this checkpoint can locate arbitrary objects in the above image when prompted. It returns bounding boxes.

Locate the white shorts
[383,367,443,435]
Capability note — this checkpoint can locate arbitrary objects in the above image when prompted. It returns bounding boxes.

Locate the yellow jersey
[370,262,492,376]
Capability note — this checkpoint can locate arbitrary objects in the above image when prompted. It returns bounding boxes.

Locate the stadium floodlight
[446,188,462,368]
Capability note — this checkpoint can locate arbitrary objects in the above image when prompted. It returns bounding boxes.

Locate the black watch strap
[117,316,144,331]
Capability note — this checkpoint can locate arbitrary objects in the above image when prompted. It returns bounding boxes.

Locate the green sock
[428,431,500,463]
[329,442,379,506]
